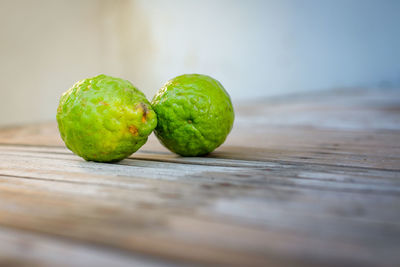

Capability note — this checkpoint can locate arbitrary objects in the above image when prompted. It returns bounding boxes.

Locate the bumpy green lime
[151,74,234,156]
[56,74,157,162]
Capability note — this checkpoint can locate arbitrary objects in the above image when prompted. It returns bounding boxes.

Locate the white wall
[0,0,108,126]
[0,0,399,126]
[126,0,400,99]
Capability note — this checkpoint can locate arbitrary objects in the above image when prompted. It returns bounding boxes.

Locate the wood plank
[0,174,399,266]
[0,145,399,265]
[0,226,178,267]
[0,148,399,199]
[1,144,399,186]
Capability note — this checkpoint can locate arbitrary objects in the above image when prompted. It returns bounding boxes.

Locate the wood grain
[0,88,399,266]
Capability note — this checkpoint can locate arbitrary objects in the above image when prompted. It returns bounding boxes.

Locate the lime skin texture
[57,74,157,162]
[151,74,234,157]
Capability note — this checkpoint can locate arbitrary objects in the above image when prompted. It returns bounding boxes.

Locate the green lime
[151,74,234,156]
[56,74,157,162]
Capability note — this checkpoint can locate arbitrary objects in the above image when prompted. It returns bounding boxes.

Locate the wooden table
[0,89,399,267]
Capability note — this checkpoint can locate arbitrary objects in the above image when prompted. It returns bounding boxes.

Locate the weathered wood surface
[0,88,399,267]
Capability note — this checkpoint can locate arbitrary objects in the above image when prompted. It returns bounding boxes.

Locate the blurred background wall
[0,0,399,126]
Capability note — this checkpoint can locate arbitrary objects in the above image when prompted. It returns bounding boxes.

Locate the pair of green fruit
[56,74,234,162]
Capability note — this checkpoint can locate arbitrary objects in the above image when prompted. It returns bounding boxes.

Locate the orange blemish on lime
[99,101,109,106]
[129,125,138,136]
[137,102,148,123]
